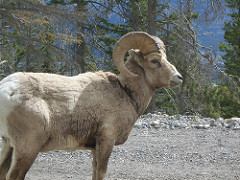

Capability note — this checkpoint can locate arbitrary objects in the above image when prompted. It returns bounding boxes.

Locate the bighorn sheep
[0,32,182,180]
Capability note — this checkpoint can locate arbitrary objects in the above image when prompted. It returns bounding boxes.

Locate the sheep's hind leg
[0,137,13,180]
[91,150,97,180]
[95,137,115,180]
[5,145,39,180]
[5,134,47,180]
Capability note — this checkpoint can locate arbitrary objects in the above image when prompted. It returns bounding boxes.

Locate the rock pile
[134,112,240,130]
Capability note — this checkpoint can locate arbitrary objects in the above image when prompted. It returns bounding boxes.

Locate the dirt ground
[1,128,240,180]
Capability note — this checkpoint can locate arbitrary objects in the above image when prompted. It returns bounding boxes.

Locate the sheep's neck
[118,65,154,117]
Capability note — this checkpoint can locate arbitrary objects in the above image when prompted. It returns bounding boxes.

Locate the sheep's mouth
[170,81,181,87]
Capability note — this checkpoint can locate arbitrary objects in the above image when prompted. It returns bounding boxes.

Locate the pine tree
[219,0,240,79]
[215,0,240,118]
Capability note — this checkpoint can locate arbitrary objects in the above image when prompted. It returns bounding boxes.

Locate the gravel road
[1,116,240,180]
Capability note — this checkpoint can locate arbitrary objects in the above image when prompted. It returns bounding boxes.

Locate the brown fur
[0,49,182,180]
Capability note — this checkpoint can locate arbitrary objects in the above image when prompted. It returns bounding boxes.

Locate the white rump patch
[0,73,21,136]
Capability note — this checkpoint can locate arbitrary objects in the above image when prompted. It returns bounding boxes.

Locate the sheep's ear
[128,49,144,67]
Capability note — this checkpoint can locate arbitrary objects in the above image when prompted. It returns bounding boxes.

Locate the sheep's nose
[170,73,183,87]
[177,75,183,81]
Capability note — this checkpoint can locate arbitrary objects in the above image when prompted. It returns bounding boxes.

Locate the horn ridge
[112,31,162,78]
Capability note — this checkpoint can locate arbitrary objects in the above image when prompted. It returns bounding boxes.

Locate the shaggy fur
[0,49,182,179]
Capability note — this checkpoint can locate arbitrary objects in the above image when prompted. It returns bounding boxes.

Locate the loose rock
[139,113,240,130]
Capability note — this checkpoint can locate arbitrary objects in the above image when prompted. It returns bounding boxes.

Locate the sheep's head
[112,32,183,89]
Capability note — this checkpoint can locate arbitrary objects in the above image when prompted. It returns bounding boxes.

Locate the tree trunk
[76,32,85,73]
[74,3,87,74]
[146,0,157,113]
[147,0,157,35]
[130,0,140,31]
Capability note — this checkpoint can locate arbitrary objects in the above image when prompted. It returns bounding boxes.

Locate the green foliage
[190,12,199,20]
[211,0,240,119]
[50,0,65,5]
[155,88,179,115]
[169,13,179,21]
[219,0,240,78]
[202,85,240,118]
[50,0,87,5]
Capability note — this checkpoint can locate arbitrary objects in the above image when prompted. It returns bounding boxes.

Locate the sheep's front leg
[94,138,114,180]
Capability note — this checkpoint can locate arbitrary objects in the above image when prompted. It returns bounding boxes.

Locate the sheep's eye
[151,59,161,67]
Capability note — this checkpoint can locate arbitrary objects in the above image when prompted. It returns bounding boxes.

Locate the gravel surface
[1,114,240,180]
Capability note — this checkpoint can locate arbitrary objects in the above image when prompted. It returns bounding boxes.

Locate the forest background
[0,0,239,119]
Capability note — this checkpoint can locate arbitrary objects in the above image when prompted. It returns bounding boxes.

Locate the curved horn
[113,31,163,77]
